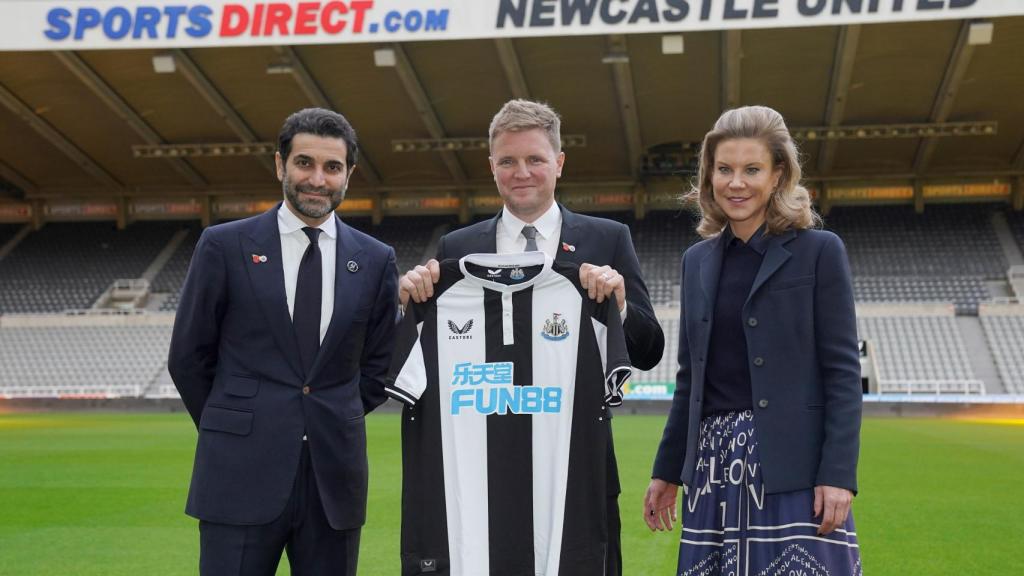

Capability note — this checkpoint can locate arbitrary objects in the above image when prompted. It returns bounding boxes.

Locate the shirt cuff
[619,301,628,323]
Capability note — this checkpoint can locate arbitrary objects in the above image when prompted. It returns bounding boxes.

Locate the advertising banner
[1,0,1021,51]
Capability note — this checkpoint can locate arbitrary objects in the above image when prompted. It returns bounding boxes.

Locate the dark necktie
[294,227,322,377]
[521,225,539,252]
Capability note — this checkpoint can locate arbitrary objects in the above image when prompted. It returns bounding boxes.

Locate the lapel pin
[251,254,268,264]
[562,242,576,253]
[347,260,359,273]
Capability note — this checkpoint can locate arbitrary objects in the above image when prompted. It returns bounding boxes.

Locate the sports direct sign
[1,0,1022,51]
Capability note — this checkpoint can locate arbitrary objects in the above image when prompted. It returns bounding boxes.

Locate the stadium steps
[956,316,1004,393]
[0,224,30,261]
[421,222,450,267]
[141,228,192,282]
[980,314,1024,394]
[991,211,1024,267]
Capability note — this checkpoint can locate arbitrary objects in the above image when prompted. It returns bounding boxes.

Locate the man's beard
[283,174,346,220]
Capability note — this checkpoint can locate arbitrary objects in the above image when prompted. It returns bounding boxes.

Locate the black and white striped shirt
[387,252,631,576]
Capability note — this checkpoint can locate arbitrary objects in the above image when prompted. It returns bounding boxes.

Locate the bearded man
[169,108,398,576]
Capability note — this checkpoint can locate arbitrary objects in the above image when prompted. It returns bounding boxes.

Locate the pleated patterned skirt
[677,411,863,576]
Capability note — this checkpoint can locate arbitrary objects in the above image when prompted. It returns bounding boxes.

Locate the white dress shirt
[496,202,627,321]
[497,201,562,257]
[278,204,336,344]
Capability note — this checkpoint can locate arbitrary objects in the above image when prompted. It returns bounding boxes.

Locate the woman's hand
[643,478,680,532]
[814,485,853,535]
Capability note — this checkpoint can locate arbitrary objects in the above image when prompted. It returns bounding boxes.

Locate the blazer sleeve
[167,228,228,428]
[812,233,862,493]
[360,247,400,414]
[614,223,665,371]
[651,250,692,483]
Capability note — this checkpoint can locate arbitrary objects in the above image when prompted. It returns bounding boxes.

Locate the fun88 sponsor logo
[450,362,562,416]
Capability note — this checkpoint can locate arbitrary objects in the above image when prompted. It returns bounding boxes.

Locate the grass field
[1,412,1022,575]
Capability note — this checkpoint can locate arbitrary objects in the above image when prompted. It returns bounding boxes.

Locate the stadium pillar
[30,199,44,230]
[115,197,127,230]
[371,193,383,226]
[1014,177,1024,212]
[819,182,833,216]
[200,196,212,228]
[458,189,470,224]
[634,183,646,220]
[913,180,925,213]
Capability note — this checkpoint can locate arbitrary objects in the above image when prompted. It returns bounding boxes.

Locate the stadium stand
[628,210,700,307]
[2,205,1022,399]
[0,324,171,397]
[980,314,1024,394]
[0,222,181,314]
[1007,209,1024,261]
[150,225,200,312]
[0,223,23,248]
[143,215,449,311]
[345,215,452,274]
[824,204,1006,314]
[857,315,981,393]
[631,317,679,386]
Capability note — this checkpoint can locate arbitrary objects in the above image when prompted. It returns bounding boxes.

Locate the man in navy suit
[400,99,664,575]
[169,108,398,576]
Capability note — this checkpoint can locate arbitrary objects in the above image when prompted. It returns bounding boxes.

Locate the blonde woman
[644,106,863,575]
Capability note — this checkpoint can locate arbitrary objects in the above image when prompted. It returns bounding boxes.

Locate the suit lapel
[745,230,796,305]
[475,213,499,254]
[554,204,582,265]
[699,234,726,317]
[242,206,303,381]
[308,218,366,381]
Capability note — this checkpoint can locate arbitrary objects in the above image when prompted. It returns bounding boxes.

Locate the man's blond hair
[488,99,562,153]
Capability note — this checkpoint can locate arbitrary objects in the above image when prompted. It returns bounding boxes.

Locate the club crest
[510,267,525,281]
[541,313,569,341]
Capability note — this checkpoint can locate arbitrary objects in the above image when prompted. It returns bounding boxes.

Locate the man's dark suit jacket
[436,203,666,495]
[652,228,862,495]
[168,205,398,530]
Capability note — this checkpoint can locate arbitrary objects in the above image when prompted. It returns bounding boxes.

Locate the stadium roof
[1,2,1023,215]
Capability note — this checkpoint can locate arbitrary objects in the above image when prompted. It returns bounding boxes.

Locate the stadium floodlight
[151,54,176,74]
[790,121,997,141]
[391,135,588,153]
[374,48,396,67]
[968,21,994,46]
[662,35,684,55]
[601,52,629,64]
[132,142,276,158]
[265,60,294,74]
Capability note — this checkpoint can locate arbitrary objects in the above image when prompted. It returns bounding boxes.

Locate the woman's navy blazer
[652,228,862,494]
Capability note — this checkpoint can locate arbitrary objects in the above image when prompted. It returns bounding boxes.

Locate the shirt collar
[499,201,561,242]
[278,203,338,239]
[723,222,769,255]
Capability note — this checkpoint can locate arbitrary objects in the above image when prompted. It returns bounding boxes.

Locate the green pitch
[1,412,1021,575]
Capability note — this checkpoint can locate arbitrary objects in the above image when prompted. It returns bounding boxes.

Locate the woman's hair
[687,105,820,238]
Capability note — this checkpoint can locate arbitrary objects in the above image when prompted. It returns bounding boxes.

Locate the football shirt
[387,252,631,576]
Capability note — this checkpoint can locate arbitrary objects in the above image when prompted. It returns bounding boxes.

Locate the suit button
[302,386,311,395]
[748,317,758,327]
[753,357,765,367]
[758,399,768,408]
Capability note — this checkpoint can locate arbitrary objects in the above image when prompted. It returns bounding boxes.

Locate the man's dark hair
[277,108,359,168]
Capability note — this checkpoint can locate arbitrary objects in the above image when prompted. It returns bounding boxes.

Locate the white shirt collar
[499,201,561,242]
[277,202,338,239]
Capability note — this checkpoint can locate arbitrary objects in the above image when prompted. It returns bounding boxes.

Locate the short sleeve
[385,302,429,406]
[590,294,632,406]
